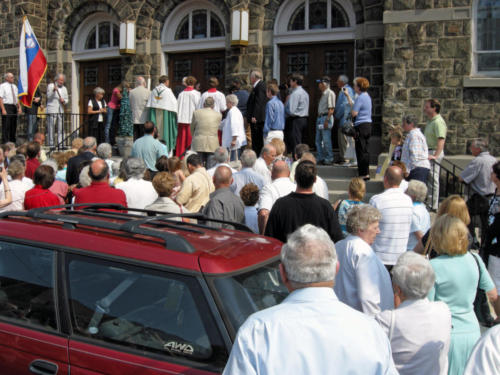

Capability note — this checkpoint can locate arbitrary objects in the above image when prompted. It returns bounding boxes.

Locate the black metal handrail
[1,112,88,152]
[428,158,471,211]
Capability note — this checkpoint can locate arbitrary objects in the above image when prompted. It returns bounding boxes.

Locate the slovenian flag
[18,17,47,107]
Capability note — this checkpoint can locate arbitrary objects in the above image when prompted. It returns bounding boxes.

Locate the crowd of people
[1,68,499,374]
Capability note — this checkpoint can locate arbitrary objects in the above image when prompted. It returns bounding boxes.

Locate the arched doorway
[274,0,356,144]
[161,0,227,93]
[72,13,122,118]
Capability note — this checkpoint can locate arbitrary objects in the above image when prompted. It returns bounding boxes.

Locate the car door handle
[29,359,58,375]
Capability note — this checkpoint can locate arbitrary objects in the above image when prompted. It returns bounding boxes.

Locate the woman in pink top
[105,81,125,145]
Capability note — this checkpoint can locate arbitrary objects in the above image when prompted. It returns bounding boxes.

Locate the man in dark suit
[246,69,268,155]
[66,136,97,186]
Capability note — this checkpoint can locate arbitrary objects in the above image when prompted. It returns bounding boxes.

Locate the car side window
[66,255,227,368]
[0,241,57,330]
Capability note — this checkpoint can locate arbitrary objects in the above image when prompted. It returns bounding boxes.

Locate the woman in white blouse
[221,94,246,161]
[87,87,107,144]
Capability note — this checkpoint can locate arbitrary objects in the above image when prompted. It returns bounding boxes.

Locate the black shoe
[362,176,371,181]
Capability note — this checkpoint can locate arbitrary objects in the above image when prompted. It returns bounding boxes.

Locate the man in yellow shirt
[423,99,447,210]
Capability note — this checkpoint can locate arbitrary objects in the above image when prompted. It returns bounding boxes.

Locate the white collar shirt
[369,188,413,265]
[177,89,201,123]
[334,235,394,316]
[198,90,227,113]
[207,163,237,177]
[375,299,451,375]
[46,83,69,114]
[258,177,296,212]
[0,179,30,212]
[464,325,500,375]
[401,128,430,171]
[115,178,158,214]
[221,107,247,149]
[313,175,329,200]
[253,157,272,185]
[223,287,398,375]
[0,81,18,104]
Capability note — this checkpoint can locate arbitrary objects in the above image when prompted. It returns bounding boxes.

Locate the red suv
[0,204,287,374]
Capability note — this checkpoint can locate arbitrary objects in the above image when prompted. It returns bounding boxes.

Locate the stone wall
[383,1,500,155]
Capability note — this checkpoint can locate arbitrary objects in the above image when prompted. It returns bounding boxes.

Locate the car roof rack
[0,204,252,253]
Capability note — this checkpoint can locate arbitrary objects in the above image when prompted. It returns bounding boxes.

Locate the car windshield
[212,261,289,335]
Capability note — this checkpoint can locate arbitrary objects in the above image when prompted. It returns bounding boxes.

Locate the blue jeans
[26,114,38,141]
[104,108,115,144]
[315,116,334,162]
[229,147,242,162]
[408,167,429,184]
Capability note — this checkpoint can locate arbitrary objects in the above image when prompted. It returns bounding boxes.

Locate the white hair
[124,157,146,179]
[226,94,239,106]
[250,69,262,80]
[97,143,112,159]
[135,76,146,87]
[214,147,229,163]
[338,74,349,84]
[346,204,381,234]
[4,72,14,80]
[281,224,337,285]
[240,149,257,168]
[79,165,92,187]
[392,252,435,299]
[406,180,427,203]
[471,138,488,152]
[93,87,105,95]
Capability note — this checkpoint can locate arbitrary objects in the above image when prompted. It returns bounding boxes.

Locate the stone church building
[0,0,498,154]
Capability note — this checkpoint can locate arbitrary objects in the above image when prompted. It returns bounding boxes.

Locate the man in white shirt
[369,166,413,267]
[258,160,295,234]
[224,224,398,375]
[376,252,451,375]
[129,76,151,140]
[0,72,21,143]
[116,157,158,214]
[197,76,226,113]
[207,147,237,177]
[46,73,69,147]
[253,143,276,185]
[231,149,265,196]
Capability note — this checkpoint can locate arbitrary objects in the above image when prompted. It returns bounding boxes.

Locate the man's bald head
[89,159,109,182]
[384,166,403,187]
[271,160,290,180]
[213,165,233,188]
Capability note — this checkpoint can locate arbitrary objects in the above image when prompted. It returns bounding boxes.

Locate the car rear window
[212,261,288,334]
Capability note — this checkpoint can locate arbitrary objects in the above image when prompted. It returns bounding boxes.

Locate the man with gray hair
[375,252,451,375]
[247,68,268,154]
[253,143,276,185]
[46,73,69,147]
[224,224,398,375]
[129,76,151,140]
[231,149,265,196]
[334,74,354,164]
[190,96,222,167]
[207,147,237,177]
[66,136,97,186]
[116,157,158,213]
[0,72,21,143]
[401,114,430,183]
[460,138,497,197]
[203,165,244,228]
[315,76,335,165]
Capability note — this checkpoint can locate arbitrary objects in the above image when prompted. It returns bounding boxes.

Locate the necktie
[10,84,16,104]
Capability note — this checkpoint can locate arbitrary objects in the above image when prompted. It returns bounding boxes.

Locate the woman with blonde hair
[414,194,471,257]
[428,214,499,375]
[333,177,366,237]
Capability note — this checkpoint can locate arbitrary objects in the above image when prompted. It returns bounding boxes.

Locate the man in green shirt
[423,99,447,210]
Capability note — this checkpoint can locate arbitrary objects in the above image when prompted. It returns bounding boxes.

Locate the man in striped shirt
[401,114,430,183]
[369,166,413,268]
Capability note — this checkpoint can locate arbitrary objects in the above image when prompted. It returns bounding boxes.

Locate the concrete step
[316,164,378,178]
[324,177,384,193]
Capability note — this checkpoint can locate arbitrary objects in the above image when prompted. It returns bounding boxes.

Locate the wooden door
[79,59,122,134]
[280,42,354,147]
[168,51,226,94]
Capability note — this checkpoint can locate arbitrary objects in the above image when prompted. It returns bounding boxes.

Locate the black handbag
[341,116,356,137]
[471,252,495,327]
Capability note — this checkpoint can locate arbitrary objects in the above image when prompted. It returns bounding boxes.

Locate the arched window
[287,0,350,31]
[474,0,500,74]
[162,1,226,52]
[84,22,119,50]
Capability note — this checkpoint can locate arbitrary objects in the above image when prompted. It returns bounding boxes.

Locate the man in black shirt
[265,160,343,243]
